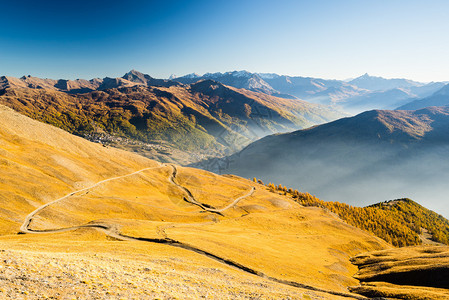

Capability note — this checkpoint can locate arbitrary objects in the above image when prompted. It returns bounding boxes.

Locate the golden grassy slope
[0,232,358,300]
[0,104,390,298]
[350,246,449,299]
[0,105,157,234]
[278,186,449,247]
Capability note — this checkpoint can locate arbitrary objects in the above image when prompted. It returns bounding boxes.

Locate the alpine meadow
[1,1,449,299]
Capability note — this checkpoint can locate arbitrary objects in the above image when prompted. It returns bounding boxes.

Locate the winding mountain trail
[20,220,367,299]
[208,186,255,213]
[166,164,256,214]
[20,164,165,233]
[18,164,365,299]
[166,164,222,213]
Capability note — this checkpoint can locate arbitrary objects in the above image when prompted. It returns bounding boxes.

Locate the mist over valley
[2,1,449,298]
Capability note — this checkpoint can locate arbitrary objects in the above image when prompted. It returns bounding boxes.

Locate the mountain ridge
[198,107,449,217]
[398,83,449,110]
[348,73,424,90]
[0,70,181,94]
[2,70,445,115]
[172,71,445,114]
[0,78,345,164]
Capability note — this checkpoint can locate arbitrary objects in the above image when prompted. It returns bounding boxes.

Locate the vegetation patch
[260,179,449,247]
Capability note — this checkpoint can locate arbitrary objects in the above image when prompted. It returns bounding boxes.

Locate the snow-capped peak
[227,70,252,78]
[203,72,223,78]
[257,73,280,80]
[171,73,201,80]
[184,73,200,79]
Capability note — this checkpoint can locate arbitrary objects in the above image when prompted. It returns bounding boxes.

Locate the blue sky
[1,0,448,81]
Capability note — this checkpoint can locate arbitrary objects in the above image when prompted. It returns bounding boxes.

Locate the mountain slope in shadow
[218,107,449,217]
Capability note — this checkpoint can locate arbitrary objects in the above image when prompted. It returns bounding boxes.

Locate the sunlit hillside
[3,0,449,299]
[265,183,449,247]
[351,246,449,299]
[0,104,390,299]
[0,74,345,164]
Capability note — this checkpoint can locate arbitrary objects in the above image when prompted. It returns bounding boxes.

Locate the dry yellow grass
[0,105,157,233]
[0,230,361,299]
[0,104,392,298]
[350,246,449,299]
[351,282,449,300]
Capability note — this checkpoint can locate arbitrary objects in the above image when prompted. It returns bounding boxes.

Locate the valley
[3,1,449,299]
[0,72,344,164]
[0,104,390,299]
[2,68,449,299]
[1,100,448,299]
[218,107,449,218]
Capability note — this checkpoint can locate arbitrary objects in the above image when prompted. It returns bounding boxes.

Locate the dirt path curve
[208,186,255,213]
[166,164,255,215]
[166,164,217,212]
[20,164,165,233]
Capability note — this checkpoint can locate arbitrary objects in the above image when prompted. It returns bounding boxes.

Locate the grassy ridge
[263,181,449,247]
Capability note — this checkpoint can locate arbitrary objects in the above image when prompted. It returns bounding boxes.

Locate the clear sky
[1,0,449,82]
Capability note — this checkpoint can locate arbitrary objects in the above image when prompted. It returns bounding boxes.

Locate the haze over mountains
[171,71,447,114]
[3,69,449,217]
[216,106,449,218]
[398,83,449,110]
[0,70,345,164]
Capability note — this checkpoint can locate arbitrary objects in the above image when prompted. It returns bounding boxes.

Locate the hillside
[209,107,449,217]
[350,246,449,299]
[0,76,344,164]
[267,183,449,247]
[0,104,392,299]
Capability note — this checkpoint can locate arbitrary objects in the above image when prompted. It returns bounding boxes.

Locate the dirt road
[18,164,364,299]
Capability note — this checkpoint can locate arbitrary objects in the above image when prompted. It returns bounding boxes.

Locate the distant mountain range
[200,106,449,217]
[0,70,344,164]
[398,83,449,110]
[3,70,446,116]
[171,71,446,114]
[171,70,284,97]
[0,70,178,94]
[347,73,423,90]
